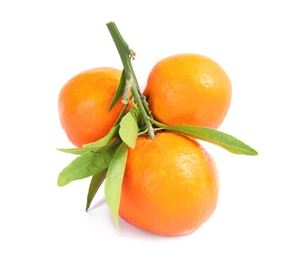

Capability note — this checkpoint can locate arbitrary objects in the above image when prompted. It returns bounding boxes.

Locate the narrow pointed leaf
[152,120,258,156]
[83,125,120,152]
[119,110,139,148]
[57,147,86,155]
[104,142,128,231]
[86,169,107,212]
[109,70,126,111]
[57,144,119,186]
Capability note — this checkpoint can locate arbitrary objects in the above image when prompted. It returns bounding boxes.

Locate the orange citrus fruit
[119,131,219,236]
[143,53,232,129]
[58,67,124,147]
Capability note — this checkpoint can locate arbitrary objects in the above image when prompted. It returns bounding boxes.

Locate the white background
[1,0,287,259]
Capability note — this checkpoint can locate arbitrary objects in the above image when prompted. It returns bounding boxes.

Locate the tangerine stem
[106,21,155,139]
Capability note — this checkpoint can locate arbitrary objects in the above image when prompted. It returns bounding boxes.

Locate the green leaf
[119,109,139,148]
[128,106,146,129]
[114,102,129,126]
[104,142,128,231]
[86,169,107,212]
[152,120,258,156]
[57,147,86,155]
[109,69,126,111]
[128,106,140,122]
[57,144,119,186]
[83,125,120,152]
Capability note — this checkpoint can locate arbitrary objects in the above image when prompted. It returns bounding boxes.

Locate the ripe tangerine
[119,131,219,236]
[143,53,232,129]
[58,67,124,147]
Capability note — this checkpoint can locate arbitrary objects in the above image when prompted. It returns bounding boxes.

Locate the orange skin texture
[143,54,232,129]
[119,132,219,236]
[58,67,124,147]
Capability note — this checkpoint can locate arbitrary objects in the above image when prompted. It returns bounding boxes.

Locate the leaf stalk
[106,21,155,139]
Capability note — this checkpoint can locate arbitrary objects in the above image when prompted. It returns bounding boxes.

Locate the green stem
[106,21,155,139]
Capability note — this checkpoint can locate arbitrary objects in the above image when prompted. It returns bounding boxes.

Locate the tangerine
[143,53,232,129]
[119,131,219,236]
[58,67,124,147]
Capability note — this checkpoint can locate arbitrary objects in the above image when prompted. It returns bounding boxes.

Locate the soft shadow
[118,218,187,241]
